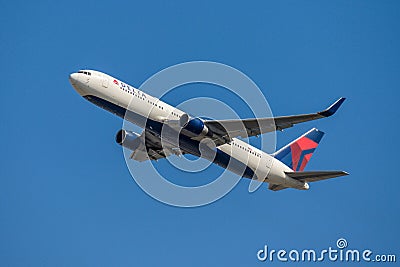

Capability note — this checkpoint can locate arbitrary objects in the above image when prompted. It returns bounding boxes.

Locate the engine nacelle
[115,129,142,151]
[179,113,212,137]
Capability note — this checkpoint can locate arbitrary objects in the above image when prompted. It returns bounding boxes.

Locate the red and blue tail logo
[274,128,324,171]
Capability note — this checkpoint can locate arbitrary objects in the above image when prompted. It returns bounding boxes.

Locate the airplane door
[83,74,90,83]
[249,154,273,192]
[264,155,273,178]
[102,76,109,88]
[102,75,120,105]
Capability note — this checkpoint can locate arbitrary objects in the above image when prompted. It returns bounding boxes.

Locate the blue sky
[1,0,399,266]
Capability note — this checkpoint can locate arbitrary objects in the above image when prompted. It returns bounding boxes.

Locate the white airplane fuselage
[69,70,309,190]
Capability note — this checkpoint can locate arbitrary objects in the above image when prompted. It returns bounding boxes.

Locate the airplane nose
[69,73,79,85]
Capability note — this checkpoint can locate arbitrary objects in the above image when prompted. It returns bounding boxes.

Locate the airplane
[69,69,348,191]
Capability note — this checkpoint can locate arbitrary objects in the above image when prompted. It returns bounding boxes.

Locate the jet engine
[115,129,142,151]
[179,113,212,137]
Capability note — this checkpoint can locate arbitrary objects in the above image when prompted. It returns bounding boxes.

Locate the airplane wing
[129,130,185,162]
[203,98,345,142]
[285,170,349,182]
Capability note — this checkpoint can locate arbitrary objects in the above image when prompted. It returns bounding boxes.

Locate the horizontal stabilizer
[285,170,349,182]
[268,184,289,191]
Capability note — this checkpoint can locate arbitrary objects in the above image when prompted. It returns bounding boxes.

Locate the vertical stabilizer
[273,128,324,171]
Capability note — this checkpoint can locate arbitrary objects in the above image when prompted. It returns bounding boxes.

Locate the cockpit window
[77,71,91,76]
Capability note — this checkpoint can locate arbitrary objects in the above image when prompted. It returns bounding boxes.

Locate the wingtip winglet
[319,97,346,117]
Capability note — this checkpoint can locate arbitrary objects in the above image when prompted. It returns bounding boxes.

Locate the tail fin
[273,128,324,171]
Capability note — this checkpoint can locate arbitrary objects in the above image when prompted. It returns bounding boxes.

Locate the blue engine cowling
[179,114,212,137]
[115,129,142,151]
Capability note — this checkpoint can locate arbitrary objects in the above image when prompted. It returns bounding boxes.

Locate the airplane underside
[85,95,257,179]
